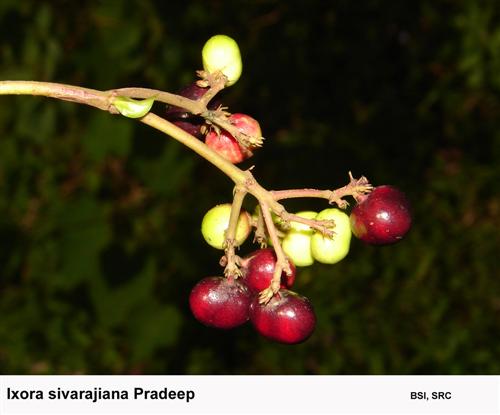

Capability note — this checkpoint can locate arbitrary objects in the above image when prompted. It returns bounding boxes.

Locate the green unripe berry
[311,208,351,264]
[201,204,251,249]
[202,34,242,86]
[282,233,314,267]
[281,211,317,267]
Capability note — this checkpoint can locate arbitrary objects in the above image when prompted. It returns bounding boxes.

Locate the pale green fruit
[202,34,242,86]
[282,232,314,267]
[311,208,351,264]
[281,211,317,267]
[201,204,251,249]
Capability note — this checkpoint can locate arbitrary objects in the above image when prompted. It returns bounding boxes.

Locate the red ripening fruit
[205,113,262,164]
[205,129,247,163]
[189,276,252,329]
[230,113,262,150]
[249,289,316,344]
[241,248,296,293]
[350,185,412,245]
[165,82,220,139]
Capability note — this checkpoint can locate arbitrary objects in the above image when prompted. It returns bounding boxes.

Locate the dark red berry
[165,82,220,139]
[242,248,296,293]
[350,185,412,245]
[189,276,252,329]
[249,289,316,344]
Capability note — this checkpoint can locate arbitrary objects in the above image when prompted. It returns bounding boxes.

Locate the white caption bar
[0,375,498,414]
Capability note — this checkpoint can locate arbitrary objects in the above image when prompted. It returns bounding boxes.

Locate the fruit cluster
[165,81,261,164]
[189,248,315,344]
[191,184,411,344]
[169,35,412,344]
[280,208,351,267]
[0,35,413,346]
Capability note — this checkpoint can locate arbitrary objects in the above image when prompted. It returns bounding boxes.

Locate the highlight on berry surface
[112,95,155,118]
[202,34,242,86]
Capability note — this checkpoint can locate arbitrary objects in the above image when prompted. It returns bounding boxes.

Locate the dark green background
[0,1,498,374]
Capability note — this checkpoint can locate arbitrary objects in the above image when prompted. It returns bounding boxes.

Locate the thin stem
[0,80,109,110]
[253,206,268,247]
[284,212,335,238]
[271,172,373,208]
[258,199,291,303]
[223,186,247,278]
[0,80,249,186]
[196,70,227,108]
[271,188,332,201]
[140,113,248,185]
[109,87,205,114]
[0,79,374,305]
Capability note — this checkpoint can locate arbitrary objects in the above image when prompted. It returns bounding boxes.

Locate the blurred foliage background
[0,0,498,374]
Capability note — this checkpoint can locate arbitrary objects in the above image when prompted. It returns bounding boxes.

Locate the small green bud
[113,96,155,118]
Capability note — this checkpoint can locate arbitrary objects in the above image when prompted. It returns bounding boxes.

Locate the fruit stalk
[271,172,373,208]
[257,199,292,303]
[279,211,335,238]
[109,87,206,114]
[223,185,247,277]
[195,70,227,108]
[252,207,269,247]
[141,113,249,183]
[0,81,248,207]
[0,80,109,110]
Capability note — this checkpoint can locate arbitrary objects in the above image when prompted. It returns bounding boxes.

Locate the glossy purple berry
[189,276,252,329]
[350,185,412,245]
[241,248,296,293]
[249,289,316,344]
